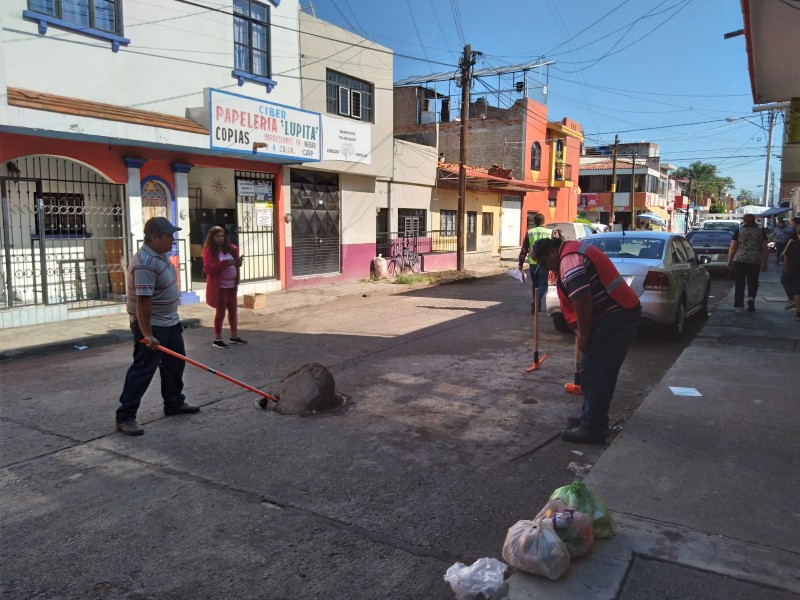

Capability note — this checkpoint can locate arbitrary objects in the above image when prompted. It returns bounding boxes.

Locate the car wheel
[551,312,571,334]
[667,300,686,341]
[698,284,711,318]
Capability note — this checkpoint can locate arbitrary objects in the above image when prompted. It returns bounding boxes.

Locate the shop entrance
[290,169,340,276]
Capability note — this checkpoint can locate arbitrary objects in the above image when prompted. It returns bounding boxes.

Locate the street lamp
[726,113,777,207]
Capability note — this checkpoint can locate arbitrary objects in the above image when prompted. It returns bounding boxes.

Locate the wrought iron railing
[376,230,457,259]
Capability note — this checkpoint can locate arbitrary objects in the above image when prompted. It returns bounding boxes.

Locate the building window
[40,194,86,236]
[234,0,270,78]
[398,208,426,236]
[530,141,541,171]
[482,213,493,235]
[28,0,121,33]
[440,209,456,235]
[555,139,565,161]
[549,197,557,209]
[326,70,373,122]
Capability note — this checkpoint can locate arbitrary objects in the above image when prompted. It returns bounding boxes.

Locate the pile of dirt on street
[428,270,479,284]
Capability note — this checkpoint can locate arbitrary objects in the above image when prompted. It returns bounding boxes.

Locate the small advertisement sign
[580,193,598,208]
[321,116,372,164]
[210,89,321,161]
[256,202,273,227]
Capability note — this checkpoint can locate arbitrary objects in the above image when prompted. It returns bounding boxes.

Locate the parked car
[685,230,733,276]
[545,231,711,340]
[590,223,610,233]
[547,222,595,240]
[700,220,740,234]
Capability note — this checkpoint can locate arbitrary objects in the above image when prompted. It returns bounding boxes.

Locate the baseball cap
[144,216,181,236]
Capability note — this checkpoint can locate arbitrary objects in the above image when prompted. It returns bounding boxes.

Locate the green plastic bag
[549,480,614,539]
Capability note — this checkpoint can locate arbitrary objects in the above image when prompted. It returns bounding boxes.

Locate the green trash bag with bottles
[548,480,614,539]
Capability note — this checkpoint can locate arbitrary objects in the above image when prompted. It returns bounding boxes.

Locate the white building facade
[0,0,431,327]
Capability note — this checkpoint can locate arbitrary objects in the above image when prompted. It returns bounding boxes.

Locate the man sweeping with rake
[533,237,641,444]
[116,217,200,436]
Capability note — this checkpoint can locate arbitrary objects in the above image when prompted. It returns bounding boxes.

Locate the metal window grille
[326,69,373,122]
[482,213,493,235]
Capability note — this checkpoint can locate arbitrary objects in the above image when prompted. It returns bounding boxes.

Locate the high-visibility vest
[556,240,640,329]
[525,227,553,264]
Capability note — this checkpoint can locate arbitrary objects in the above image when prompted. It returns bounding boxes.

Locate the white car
[546,231,711,340]
[547,222,596,240]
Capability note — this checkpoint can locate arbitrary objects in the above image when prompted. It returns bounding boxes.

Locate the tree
[673,162,735,204]
[709,202,726,213]
[738,188,757,205]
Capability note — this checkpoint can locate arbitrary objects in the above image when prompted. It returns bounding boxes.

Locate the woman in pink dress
[202,226,246,348]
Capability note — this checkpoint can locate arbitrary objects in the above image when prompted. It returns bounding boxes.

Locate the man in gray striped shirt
[116,217,199,436]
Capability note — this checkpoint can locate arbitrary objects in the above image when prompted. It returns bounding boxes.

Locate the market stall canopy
[757,206,791,218]
[636,212,666,227]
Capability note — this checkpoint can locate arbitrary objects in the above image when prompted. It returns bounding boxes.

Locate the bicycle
[388,240,421,276]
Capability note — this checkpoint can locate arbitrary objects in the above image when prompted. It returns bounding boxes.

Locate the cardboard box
[243,293,267,309]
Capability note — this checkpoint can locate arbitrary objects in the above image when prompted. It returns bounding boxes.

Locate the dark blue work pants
[579,308,640,435]
[116,321,186,423]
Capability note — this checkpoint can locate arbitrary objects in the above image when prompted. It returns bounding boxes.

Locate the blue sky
[307,0,782,201]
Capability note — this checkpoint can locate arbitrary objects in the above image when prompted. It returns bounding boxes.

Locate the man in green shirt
[518,213,553,313]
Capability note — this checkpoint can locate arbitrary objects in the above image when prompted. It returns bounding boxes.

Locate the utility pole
[609,134,619,230]
[630,150,637,230]
[762,110,776,207]
[457,44,475,271]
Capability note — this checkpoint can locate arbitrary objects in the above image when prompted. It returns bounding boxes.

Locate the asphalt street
[0,272,730,599]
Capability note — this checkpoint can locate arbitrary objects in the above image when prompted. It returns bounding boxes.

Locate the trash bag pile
[444,480,614,596]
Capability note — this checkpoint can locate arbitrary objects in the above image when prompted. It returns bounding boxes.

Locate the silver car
[545,231,711,340]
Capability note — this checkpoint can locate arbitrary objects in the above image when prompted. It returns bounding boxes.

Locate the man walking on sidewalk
[533,237,641,444]
[728,213,768,313]
[116,217,199,436]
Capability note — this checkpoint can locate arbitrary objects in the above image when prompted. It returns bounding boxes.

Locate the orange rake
[524,292,548,372]
[564,336,582,395]
[141,339,279,403]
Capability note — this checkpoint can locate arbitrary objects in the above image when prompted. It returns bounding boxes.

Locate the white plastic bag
[505,268,526,283]
[444,557,507,600]
[502,518,571,580]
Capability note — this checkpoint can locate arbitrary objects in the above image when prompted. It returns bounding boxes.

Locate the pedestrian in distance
[780,221,800,320]
[728,213,768,313]
[518,213,553,314]
[116,217,200,436]
[771,220,790,265]
[533,237,641,445]
[202,225,247,349]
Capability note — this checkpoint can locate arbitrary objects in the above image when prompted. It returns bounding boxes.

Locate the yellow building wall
[433,189,502,254]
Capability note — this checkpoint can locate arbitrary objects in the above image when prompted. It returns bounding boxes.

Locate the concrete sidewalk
[0,262,508,361]
[501,267,800,599]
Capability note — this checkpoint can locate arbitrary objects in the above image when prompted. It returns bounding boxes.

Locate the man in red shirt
[533,237,641,444]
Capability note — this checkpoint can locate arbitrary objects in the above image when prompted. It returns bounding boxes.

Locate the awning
[7,87,209,135]
[437,164,546,193]
[645,206,670,222]
[757,206,791,218]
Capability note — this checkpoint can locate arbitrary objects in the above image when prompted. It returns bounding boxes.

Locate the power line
[171,0,457,68]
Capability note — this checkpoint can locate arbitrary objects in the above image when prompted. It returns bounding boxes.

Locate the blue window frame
[234,0,270,77]
[24,0,129,51]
